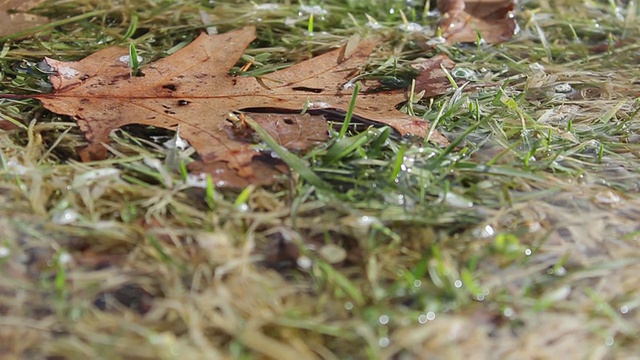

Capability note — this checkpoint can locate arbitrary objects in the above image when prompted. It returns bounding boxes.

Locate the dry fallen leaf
[1,27,454,186]
[0,0,49,38]
[439,0,517,44]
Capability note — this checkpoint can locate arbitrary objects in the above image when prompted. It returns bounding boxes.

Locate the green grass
[1,0,640,358]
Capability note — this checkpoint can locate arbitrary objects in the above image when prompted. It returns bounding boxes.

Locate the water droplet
[398,22,423,32]
[185,173,208,188]
[163,133,190,150]
[454,280,462,288]
[426,36,446,46]
[366,20,382,29]
[284,17,297,26]
[605,336,614,346]
[296,256,312,269]
[413,280,422,287]
[475,224,494,238]
[299,4,327,15]
[402,156,415,169]
[344,302,353,311]
[255,3,279,11]
[357,215,377,227]
[0,246,10,258]
[378,337,390,347]
[452,67,476,80]
[524,248,532,256]
[52,209,80,225]
[443,192,473,208]
[426,311,436,321]
[554,83,573,93]
[118,54,143,67]
[378,315,389,325]
[58,66,79,79]
[620,306,629,314]
[384,193,406,206]
[418,314,428,324]
[503,307,514,317]
[59,252,72,265]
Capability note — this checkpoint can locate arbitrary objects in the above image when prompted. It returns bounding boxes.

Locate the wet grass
[1,0,640,358]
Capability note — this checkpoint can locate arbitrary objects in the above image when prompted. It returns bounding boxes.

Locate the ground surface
[1,0,639,359]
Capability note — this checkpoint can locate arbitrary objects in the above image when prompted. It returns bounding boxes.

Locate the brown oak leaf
[439,0,517,44]
[2,27,454,186]
[0,0,49,38]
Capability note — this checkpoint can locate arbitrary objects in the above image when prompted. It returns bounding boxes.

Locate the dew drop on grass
[384,193,405,206]
[0,246,10,258]
[474,224,495,238]
[547,266,566,276]
[378,337,390,347]
[185,173,207,188]
[503,307,514,318]
[344,302,353,311]
[59,252,72,265]
[255,3,280,11]
[620,306,628,314]
[284,17,297,26]
[119,55,144,67]
[163,133,190,150]
[357,215,377,227]
[398,22,423,32]
[452,68,476,80]
[418,314,428,324]
[442,192,473,208]
[366,20,382,29]
[402,156,415,169]
[299,5,327,15]
[605,336,614,346]
[554,83,573,93]
[378,315,389,325]
[52,208,80,225]
[454,280,462,288]
[297,255,312,269]
[426,36,446,46]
